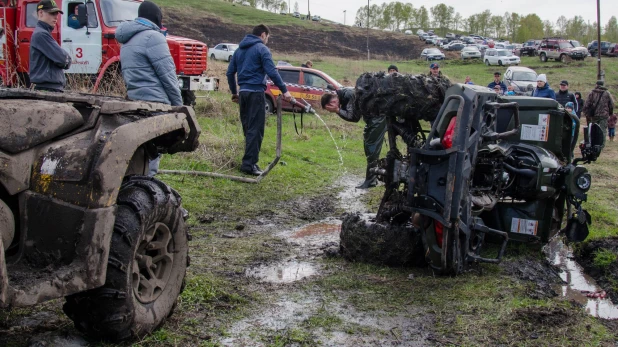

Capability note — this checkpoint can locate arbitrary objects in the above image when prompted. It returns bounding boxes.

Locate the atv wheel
[182,90,197,107]
[63,176,189,342]
[340,213,425,267]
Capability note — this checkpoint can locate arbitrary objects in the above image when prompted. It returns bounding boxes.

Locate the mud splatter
[245,261,318,283]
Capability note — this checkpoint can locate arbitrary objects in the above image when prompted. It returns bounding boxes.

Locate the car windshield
[498,51,509,56]
[100,0,141,27]
[427,49,441,54]
[571,40,582,47]
[512,71,537,81]
[559,42,574,49]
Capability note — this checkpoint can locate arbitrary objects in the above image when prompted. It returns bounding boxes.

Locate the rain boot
[356,167,378,189]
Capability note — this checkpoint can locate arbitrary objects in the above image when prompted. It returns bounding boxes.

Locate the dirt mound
[163,9,425,60]
[574,237,618,304]
[339,213,425,266]
[513,306,577,327]
[502,258,563,299]
[354,72,452,122]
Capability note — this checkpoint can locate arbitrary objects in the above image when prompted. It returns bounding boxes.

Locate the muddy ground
[163,8,424,60]
[2,174,617,346]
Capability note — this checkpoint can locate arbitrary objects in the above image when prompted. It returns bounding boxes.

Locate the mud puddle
[547,239,618,319]
[335,175,370,213]
[245,261,318,283]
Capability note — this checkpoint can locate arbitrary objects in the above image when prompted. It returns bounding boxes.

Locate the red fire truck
[0,0,218,104]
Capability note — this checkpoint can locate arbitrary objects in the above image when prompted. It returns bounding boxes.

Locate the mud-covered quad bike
[0,89,200,340]
[341,74,602,275]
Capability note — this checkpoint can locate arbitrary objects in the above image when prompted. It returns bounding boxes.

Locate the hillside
[155,0,424,60]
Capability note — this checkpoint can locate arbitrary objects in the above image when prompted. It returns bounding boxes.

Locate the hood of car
[510,80,536,91]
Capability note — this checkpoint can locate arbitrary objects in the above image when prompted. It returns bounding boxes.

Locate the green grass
[593,248,618,268]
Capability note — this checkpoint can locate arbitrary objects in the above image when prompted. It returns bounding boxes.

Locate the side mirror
[326,84,335,91]
[76,4,87,27]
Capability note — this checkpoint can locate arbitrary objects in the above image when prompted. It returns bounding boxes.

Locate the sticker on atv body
[511,217,539,235]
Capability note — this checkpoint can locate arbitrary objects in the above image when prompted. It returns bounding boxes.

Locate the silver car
[461,46,481,59]
[420,48,445,61]
[504,66,538,94]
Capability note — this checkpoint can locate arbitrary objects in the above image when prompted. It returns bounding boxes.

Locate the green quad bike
[341,75,602,275]
[0,89,200,340]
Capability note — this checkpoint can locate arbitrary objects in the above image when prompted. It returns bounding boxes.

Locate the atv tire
[63,176,189,342]
[340,213,425,267]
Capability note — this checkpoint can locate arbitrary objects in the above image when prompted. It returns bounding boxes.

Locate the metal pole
[367,0,370,60]
[343,10,346,26]
[597,0,602,81]
[307,0,310,19]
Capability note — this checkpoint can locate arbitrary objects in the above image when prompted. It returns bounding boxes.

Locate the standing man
[583,80,615,149]
[487,72,507,94]
[29,0,71,92]
[555,80,577,110]
[116,0,182,175]
[227,24,292,176]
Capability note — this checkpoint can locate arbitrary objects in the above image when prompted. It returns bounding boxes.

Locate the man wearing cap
[556,80,577,111]
[487,72,507,94]
[532,74,556,100]
[388,65,398,75]
[583,80,615,149]
[116,0,182,176]
[29,0,71,92]
[429,62,442,78]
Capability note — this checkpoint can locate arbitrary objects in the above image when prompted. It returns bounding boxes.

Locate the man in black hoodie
[555,80,577,111]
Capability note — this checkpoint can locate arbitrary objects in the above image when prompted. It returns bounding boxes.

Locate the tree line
[353,2,618,44]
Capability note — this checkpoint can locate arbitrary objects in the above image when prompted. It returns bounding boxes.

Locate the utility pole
[288,0,290,13]
[307,0,310,19]
[343,10,346,26]
[367,0,370,60]
[596,0,602,81]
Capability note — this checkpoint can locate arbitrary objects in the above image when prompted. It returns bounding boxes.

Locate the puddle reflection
[548,239,618,319]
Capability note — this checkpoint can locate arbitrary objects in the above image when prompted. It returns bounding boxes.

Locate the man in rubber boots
[226,24,292,176]
[29,0,71,92]
[116,0,182,176]
[583,80,615,150]
[320,65,400,189]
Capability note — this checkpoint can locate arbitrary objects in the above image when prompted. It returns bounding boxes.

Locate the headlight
[576,173,592,191]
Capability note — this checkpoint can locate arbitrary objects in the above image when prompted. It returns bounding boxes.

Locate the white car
[484,48,521,66]
[210,43,238,62]
[461,46,481,59]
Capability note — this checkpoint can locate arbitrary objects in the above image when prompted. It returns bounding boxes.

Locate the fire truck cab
[0,0,217,102]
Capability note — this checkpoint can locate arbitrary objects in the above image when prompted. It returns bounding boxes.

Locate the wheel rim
[132,222,175,304]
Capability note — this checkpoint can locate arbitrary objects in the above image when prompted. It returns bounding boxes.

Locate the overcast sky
[292,0,617,27]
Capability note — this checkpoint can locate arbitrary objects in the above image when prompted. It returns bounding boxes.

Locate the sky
[290,0,617,27]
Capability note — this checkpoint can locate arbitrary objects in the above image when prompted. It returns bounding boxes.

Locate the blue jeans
[609,127,615,137]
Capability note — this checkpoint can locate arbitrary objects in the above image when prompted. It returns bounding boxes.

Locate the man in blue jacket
[116,1,182,176]
[227,24,292,176]
[29,0,71,92]
[532,74,556,100]
[487,72,507,94]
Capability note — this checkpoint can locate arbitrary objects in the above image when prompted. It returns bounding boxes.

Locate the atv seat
[0,100,84,154]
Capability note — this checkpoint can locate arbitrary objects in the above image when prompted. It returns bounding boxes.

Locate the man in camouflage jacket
[583,80,615,149]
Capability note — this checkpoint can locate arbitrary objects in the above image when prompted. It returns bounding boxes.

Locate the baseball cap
[37,0,63,14]
[494,71,501,76]
[430,63,439,69]
[560,80,569,86]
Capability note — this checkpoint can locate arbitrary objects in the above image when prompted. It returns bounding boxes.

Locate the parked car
[587,40,611,56]
[568,40,589,57]
[416,29,425,35]
[265,66,342,114]
[420,33,430,41]
[293,11,300,18]
[602,43,617,57]
[519,39,540,56]
[404,30,413,35]
[484,48,521,66]
[210,43,238,62]
[461,46,482,59]
[420,48,446,61]
[607,44,618,57]
[504,66,538,95]
[537,38,585,62]
[425,35,438,44]
[445,43,465,51]
[312,15,321,21]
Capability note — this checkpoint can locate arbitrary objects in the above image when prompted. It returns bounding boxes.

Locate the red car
[265,66,342,113]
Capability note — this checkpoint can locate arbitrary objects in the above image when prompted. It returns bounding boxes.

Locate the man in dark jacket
[227,24,292,176]
[487,72,507,94]
[29,0,71,92]
[583,80,615,149]
[116,1,182,176]
[555,80,577,110]
[116,1,182,106]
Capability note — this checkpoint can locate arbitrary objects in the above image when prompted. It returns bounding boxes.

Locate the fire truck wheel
[182,90,196,107]
[63,176,189,341]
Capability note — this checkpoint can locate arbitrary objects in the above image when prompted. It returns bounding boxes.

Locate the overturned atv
[0,89,200,340]
[341,75,601,275]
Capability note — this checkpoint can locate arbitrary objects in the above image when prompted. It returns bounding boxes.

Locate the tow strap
[293,107,304,135]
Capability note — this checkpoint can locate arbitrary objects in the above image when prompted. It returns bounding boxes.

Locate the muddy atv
[341,75,602,275]
[0,89,200,341]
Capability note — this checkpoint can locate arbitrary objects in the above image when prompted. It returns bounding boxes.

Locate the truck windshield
[100,0,141,27]
[559,42,574,49]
